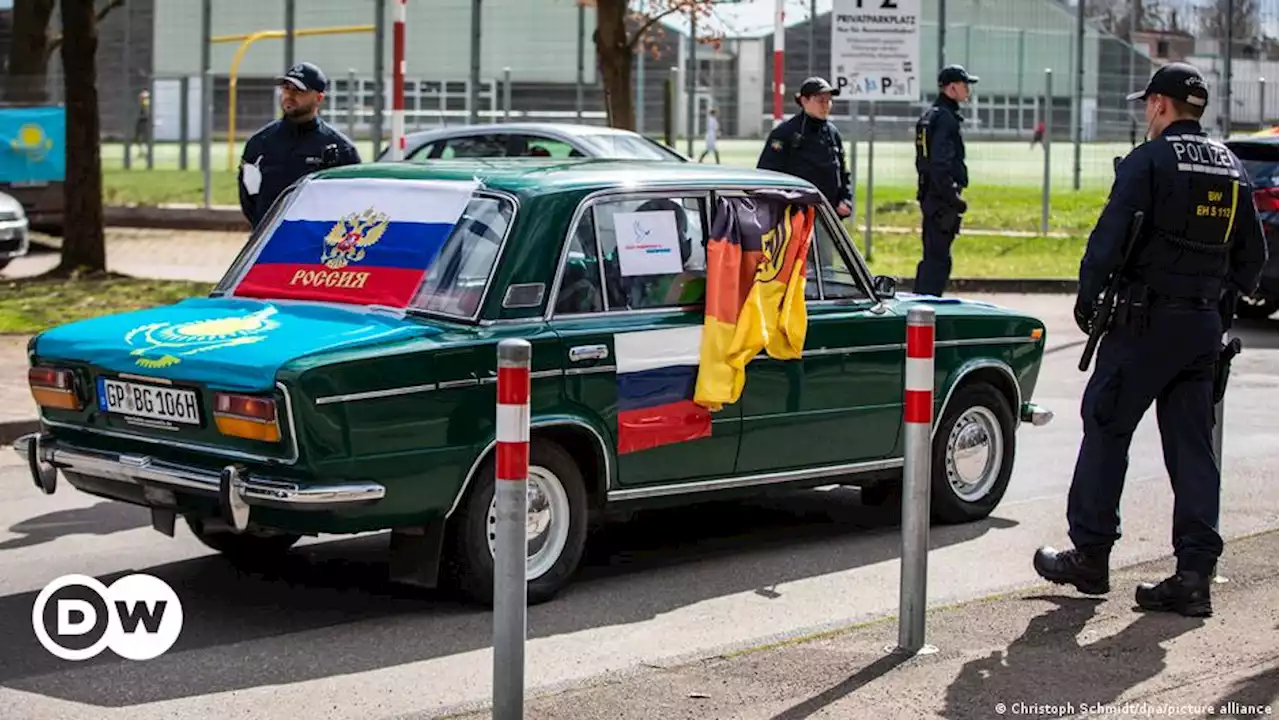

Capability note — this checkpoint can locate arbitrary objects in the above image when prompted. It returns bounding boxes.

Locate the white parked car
[0,190,29,271]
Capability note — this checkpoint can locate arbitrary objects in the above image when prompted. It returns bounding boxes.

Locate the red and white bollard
[897,305,936,655]
[389,0,407,161]
[772,0,785,126]
[493,338,530,719]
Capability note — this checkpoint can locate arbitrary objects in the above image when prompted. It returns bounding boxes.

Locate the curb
[0,418,39,446]
[104,205,250,232]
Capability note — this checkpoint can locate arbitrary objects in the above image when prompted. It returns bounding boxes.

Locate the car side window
[509,135,577,158]
[812,216,867,300]
[439,135,508,158]
[553,212,605,315]
[587,196,708,311]
[406,141,437,161]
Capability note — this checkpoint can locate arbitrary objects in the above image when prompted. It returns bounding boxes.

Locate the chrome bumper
[1020,402,1054,426]
[13,433,385,513]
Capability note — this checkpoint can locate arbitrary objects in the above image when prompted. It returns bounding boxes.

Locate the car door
[734,207,904,475]
[547,190,741,488]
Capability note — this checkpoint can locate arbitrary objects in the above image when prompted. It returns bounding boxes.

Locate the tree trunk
[58,0,107,275]
[594,0,635,131]
[5,0,56,104]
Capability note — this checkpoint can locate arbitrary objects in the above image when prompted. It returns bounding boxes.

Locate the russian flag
[615,327,713,455]
[233,178,477,308]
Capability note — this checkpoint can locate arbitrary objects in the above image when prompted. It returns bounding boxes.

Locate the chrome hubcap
[486,465,571,581]
[945,406,1003,502]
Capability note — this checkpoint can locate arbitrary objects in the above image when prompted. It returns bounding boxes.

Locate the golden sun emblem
[320,207,389,269]
[11,123,53,162]
[125,307,281,369]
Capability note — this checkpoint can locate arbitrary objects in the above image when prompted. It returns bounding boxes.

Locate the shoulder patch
[770,139,784,151]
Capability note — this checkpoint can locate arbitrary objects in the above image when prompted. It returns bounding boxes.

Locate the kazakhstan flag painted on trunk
[694,191,817,411]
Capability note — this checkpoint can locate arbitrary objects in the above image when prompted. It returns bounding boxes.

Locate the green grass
[0,275,212,334]
[856,232,1086,279]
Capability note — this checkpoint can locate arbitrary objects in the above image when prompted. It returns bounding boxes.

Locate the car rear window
[1227,142,1278,187]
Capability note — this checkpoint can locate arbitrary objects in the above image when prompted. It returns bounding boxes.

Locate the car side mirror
[873,275,897,299]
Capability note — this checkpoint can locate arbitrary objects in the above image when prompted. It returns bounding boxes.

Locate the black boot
[1135,571,1212,617]
[1033,545,1110,594]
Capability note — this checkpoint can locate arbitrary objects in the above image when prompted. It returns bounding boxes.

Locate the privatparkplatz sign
[831,0,921,102]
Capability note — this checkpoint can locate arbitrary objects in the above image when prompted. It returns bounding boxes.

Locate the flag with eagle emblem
[693,190,819,411]
[234,177,478,308]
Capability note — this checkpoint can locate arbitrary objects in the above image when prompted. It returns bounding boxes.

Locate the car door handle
[569,344,609,362]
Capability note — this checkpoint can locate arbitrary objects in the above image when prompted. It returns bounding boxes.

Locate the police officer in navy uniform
[912,64,977,296]
[1034,63,1267,617]
[238,62,361,229]
[756,77,853,219]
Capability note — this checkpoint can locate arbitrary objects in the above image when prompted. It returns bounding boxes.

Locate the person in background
[912,64,978,296]
[131,89,150,161]
[756,76,852,219]
[1031,119,1046,148]
[699,108,720,164]
[238,62,361,230]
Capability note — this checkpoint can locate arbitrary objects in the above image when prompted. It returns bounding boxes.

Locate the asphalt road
[0,293,1274,720]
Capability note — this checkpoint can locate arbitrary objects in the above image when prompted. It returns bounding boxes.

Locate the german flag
[693,195,816,411]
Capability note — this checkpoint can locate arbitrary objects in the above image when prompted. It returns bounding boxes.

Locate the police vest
[1133,133,1244,300]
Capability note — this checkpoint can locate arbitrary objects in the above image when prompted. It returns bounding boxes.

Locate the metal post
[390,0,407,161]
[1224,0,1234,135]
[635,46,646,134]
[938,0,946,70]
[576,2,585,121]
[285,0,296,70]
[470,0,482,124]
[1260,77,1267,127]
[123,1,132,170]
[687,7,697,157]
[666,67,678,147]
[773,0,784,126]
[1073,0,1084,191]
[808,0,816,75]
[200,0,212,208]
[1041,69,1052,236]
[897,306,935,655]
[348,69,358,138]
[373,0,386,158]
[864,102,875,262]
[179,76,189,170]
[493,339,530,720]
[503,67,512,123]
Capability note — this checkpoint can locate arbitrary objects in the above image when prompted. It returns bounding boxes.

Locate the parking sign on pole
[830,0,921,103]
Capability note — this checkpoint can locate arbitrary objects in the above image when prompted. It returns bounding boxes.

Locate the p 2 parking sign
[32,573,184,661]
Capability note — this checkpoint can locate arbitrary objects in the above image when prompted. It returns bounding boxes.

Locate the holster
[1213,337,1242,404]
[1112,284,1151,332]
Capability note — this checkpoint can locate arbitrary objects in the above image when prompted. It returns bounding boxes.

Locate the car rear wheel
[929,382,1015,524]
[184,517,301,561]
[450,438,589,606]
[1236,294,1278,320]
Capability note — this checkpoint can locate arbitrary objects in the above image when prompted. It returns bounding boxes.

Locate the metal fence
[1,0,1275,226]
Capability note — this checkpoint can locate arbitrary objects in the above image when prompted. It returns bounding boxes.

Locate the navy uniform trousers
[1067,298,1224,577]
[914,196,960,296]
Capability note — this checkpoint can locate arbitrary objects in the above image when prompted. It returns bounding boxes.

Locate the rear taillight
[213,392,280,442]
[28,367,80,410]
[1254,187,1279,212]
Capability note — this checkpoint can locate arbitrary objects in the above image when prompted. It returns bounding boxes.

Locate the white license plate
[97,377,201,425]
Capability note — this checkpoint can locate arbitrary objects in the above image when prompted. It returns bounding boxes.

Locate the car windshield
[215,177,513,320]
[1227,141,1279,187]
[580,133,685,161]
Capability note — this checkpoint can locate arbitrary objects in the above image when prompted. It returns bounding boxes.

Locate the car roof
[400,122,651,143]
[312,158,812,196]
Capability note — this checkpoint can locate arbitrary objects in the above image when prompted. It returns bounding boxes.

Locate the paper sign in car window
[233,178,477,308]
[613,210,684,277]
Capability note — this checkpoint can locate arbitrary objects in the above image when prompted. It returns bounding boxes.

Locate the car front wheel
[450,438,589,606]
[929,382,1016,524]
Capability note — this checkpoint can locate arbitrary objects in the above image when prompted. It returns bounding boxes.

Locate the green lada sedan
[17,159,1052,605]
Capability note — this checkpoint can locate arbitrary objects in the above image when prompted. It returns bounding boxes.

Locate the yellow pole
[221,25,375,171]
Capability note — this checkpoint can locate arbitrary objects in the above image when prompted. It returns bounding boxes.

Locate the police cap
[796,76,840,101]
[1126,62,1209,107]
[277,62,329,94]
[938,64,979,86]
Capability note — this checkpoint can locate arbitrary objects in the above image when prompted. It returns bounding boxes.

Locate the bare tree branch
[47,0,124,60]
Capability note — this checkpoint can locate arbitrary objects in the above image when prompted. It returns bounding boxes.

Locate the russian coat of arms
[320,207,390,269]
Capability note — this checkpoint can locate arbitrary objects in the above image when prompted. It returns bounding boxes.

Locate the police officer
[238,62,361,229]
[1033,63,1267,617]
[756,77,852,219]
[913,64,977,296]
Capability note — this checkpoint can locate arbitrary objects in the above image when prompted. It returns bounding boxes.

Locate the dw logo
[32,574,184,661]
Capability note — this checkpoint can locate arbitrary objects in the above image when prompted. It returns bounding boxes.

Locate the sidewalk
[451,531,1279,720]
